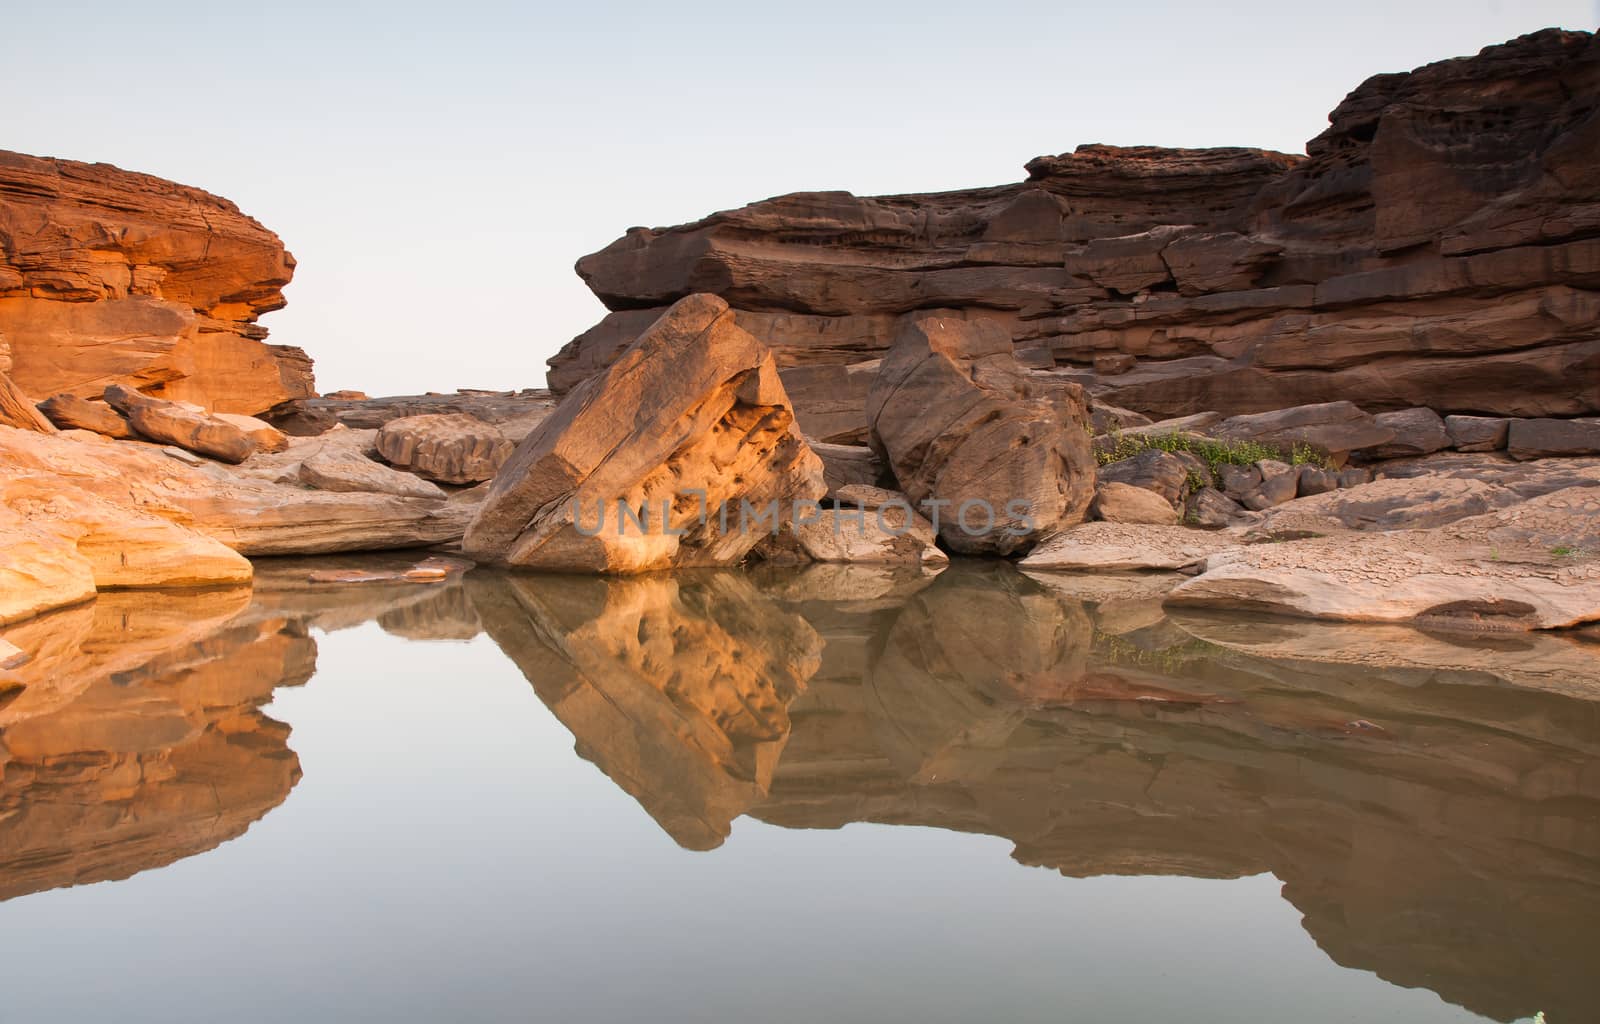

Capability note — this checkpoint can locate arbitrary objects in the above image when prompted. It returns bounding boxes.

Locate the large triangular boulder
[463,294,826,572]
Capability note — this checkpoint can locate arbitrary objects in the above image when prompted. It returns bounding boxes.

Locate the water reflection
[1,559,1597,1021]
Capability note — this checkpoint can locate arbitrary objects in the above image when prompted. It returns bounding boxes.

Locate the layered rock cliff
[0,150,312,414]
[553,29,1600,425]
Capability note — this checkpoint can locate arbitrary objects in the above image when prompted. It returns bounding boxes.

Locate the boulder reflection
[1,558,1596,1021]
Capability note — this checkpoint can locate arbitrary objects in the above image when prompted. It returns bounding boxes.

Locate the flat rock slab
[1169,486,1600,630]
[104,384,256,463]
[1019,523,1240,572]
[1508,417,1600,459]
[298,447,447,500]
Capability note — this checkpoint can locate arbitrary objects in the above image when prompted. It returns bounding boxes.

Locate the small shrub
[1096,430,1332,477]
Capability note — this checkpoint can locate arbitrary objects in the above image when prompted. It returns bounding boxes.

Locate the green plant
[1096,430,1333,477]
[1551,545,1576,557]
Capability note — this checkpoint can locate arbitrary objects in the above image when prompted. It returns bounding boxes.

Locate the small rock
[1242,464,1299,510]
[1337,468,1373,488]
[1363,407,1450,459]
[0,637,27,669]
[1507,418,1600,460]
[1444,415,1510,452]
[814,442,882,493]
[1089,401,1154,435]
[1185,487,1246,528]
[376,413,514,485]
[1099,449,1190,504]
[1092,352,1137,375]
[1297,466,1338,496]
[1218,463,1261,498]
[1092,482,1181,525]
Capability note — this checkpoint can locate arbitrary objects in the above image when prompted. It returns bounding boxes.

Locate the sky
[3,1,1596,395]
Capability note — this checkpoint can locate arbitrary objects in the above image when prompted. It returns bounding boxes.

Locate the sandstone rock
[1218,463,1261,498]
[1091,482,1181,525]
[1445,414,1510,451]
[0,149,310,414]
[813,442,882,494]
[1185,486,1248,527]
[0,425,473,567]
[375,413,514,485]
[1507,418,1600,460]
[214,413,289,454]
[866,315,1096,555]
[464,294,827,572]
[760,501,947,566]
[1098,450,1189,504]
[1019,523,1239,571]
[1296,466,1338,496]
[0,371,53,432]
[103,384,256,463]
[1214,402,1394,460]
[1169,487,1600,630]
[1363,407,1451,459]
[35,393,134,438]
[1252,475,1524,534]
[1088,400,1153,434]
[297,447,448,500]
[0,507,96,626]
[1241,460,1300,510]
[778,360,880,444]
[558,32,1600,422]
[275,388,556,437]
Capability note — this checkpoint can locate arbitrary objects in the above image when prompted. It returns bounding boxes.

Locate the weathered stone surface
[0,425,473,586]
[1507,417,1600,460]
[297,447,448,500]
[1214,402,1394,459]
[557,31,1600,424]
[1020,523,1239,571]
[269,389,555,438]
[779,360,880,444]
[464,295,827,573]
[1254,475,1524,534]
[759,501,947,566]
[35,393,133,438]
[1363,407,1451,459]
[1444,414,1510,451]
[0,507,96,626]
[0,149,311,414]
[375,414,513,485]
[0,372,53,432]
[1170,487,1600,630]
[813,442,882,494]
[1091,482,1181,525]
[866,315,1096,555]
[214,413,288,454]
[103,384,255,463]
[1185,486,1248,527]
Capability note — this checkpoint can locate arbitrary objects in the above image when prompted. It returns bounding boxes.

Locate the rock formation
[465,295,827,573]
[374,413,514,485]
[0,150,312,414]
[553,30,1600,429]
[866,315,1096,555]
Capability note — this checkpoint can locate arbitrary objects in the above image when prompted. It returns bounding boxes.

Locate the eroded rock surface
[465,294,826,573]
[0,149,311,414]
[553,31,1600,433]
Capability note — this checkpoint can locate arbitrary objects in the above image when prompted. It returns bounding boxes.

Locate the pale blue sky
[4,1,1595,394]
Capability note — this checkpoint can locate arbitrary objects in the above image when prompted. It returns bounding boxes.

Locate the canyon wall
[0,150,312,414]
[553,29,1600,427]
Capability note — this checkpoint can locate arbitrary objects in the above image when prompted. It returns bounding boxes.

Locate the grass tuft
[1096,431,1333,475]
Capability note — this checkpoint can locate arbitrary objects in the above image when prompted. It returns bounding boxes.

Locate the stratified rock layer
[554,30,1600,425]
[0,149,311,414]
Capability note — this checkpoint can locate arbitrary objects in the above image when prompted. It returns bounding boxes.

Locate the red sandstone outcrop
[552,30,1600,427]
[0,150,312,414]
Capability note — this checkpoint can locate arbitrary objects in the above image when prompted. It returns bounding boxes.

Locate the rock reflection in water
[0,558,1596,1022]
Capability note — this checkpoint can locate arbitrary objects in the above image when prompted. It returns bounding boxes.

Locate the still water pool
[0,560,1594,1022]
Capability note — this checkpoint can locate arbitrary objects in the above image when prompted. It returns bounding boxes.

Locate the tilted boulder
[36,393,134,438]
[375,414,515,485]
[463,294,827,573]
[0,372,53,433]
[866,315,1096,556]
[103,385,256,463]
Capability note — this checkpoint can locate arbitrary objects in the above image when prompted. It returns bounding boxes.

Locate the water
[1,558,1595,1023]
